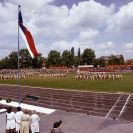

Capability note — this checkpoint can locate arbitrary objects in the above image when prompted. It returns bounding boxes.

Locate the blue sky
[0,0,133,60]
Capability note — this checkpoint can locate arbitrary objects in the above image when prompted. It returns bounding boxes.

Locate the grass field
[0,73,133,93]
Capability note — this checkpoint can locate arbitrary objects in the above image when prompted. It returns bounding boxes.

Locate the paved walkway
[39,111,133,133]
[1,108,133,133]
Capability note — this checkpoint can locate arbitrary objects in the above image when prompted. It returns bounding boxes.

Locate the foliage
[0,47,125,69]
[81,48,96,65]
[62,50,74,67]
[74,56,80,67]
[46,50,61,67]
[0,49,43,69]
[108,55,124,65]
[78,48,81,58]
[96,58,106,67]
[71,47,75,57]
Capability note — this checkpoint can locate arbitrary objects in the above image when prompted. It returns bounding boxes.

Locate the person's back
[30,111,40,133]
[15,107,23,133]
[20,109,30,133]
[6,107,16,133]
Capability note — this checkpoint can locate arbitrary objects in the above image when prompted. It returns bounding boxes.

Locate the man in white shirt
[6,107,16,133]
[30,110,40,133]
[15,107,23,133]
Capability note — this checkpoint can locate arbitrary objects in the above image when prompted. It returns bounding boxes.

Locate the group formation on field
[0,69,35,80]
[75,72,123,80]
[0,69,68,80]
[0,68,123,81]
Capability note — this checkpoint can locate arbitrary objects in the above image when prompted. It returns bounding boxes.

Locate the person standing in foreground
[6,106,16,133]
[15,107,23,133]
[20,109,30,133]
[30,110,40,133]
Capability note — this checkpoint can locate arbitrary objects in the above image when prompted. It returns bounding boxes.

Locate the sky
[0,0,133,60]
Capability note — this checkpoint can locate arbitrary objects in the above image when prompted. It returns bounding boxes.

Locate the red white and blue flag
[19,9,38,58]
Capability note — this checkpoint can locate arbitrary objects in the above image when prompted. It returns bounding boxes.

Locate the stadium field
[0,73,133,93]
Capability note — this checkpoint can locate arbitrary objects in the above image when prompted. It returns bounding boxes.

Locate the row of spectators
[6,106,39,133]
[6,106,63,133]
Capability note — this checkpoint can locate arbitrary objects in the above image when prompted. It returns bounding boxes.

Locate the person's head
[24,109,29,114]
[7,106,12,113]
[53,120,62,128]
[17,107,22,112]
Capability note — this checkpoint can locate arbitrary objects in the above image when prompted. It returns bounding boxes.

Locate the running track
[0,84,133,122]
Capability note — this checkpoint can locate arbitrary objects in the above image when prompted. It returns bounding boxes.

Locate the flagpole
[18,5,21,104]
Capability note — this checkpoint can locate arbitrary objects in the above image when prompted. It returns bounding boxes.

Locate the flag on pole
[18,8,38,58]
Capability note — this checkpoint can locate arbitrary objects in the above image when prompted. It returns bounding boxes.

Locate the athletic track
[0,84,133,122]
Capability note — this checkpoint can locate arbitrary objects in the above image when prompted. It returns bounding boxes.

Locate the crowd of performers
[75,72,123,80]
[39,73,66,78]
[0,68,125,81]
[0,69,68,80]
[0,69,34,80]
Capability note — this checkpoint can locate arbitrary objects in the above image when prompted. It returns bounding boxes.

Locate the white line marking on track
[105,94,123,118]
[118,94,131,117]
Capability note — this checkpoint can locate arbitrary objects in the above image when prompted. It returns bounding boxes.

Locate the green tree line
[0,48,124,69]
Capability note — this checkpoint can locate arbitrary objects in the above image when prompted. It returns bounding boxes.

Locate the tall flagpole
[18,5,21,104]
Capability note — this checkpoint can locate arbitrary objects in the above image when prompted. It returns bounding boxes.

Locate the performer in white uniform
[15,107,23,133]
[30,110,40,133]
[6,106,16,133]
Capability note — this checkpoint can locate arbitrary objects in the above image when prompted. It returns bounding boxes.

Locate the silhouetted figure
[51,120,63,133]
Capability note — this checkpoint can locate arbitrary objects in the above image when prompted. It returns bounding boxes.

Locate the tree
[108,55,124,65]
[95,58,106,67]
[0,48,43,69]
[19,49,32,68]
[71,47,74,57]
[70,47,75,65]
[119,55,124,65]
[78,48,80,58]
[0,57,9,69]
[74,56,80,67]
[32,53,44,68]
[0,52,18,69]
[46,50,61,67]
[81,48,96,65]
[8,51,18,69]
[62,50,73,67]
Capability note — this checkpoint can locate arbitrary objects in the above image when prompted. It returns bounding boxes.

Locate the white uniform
[30,114,40,133]
[6,112,16,130]
[15,111,23,132]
